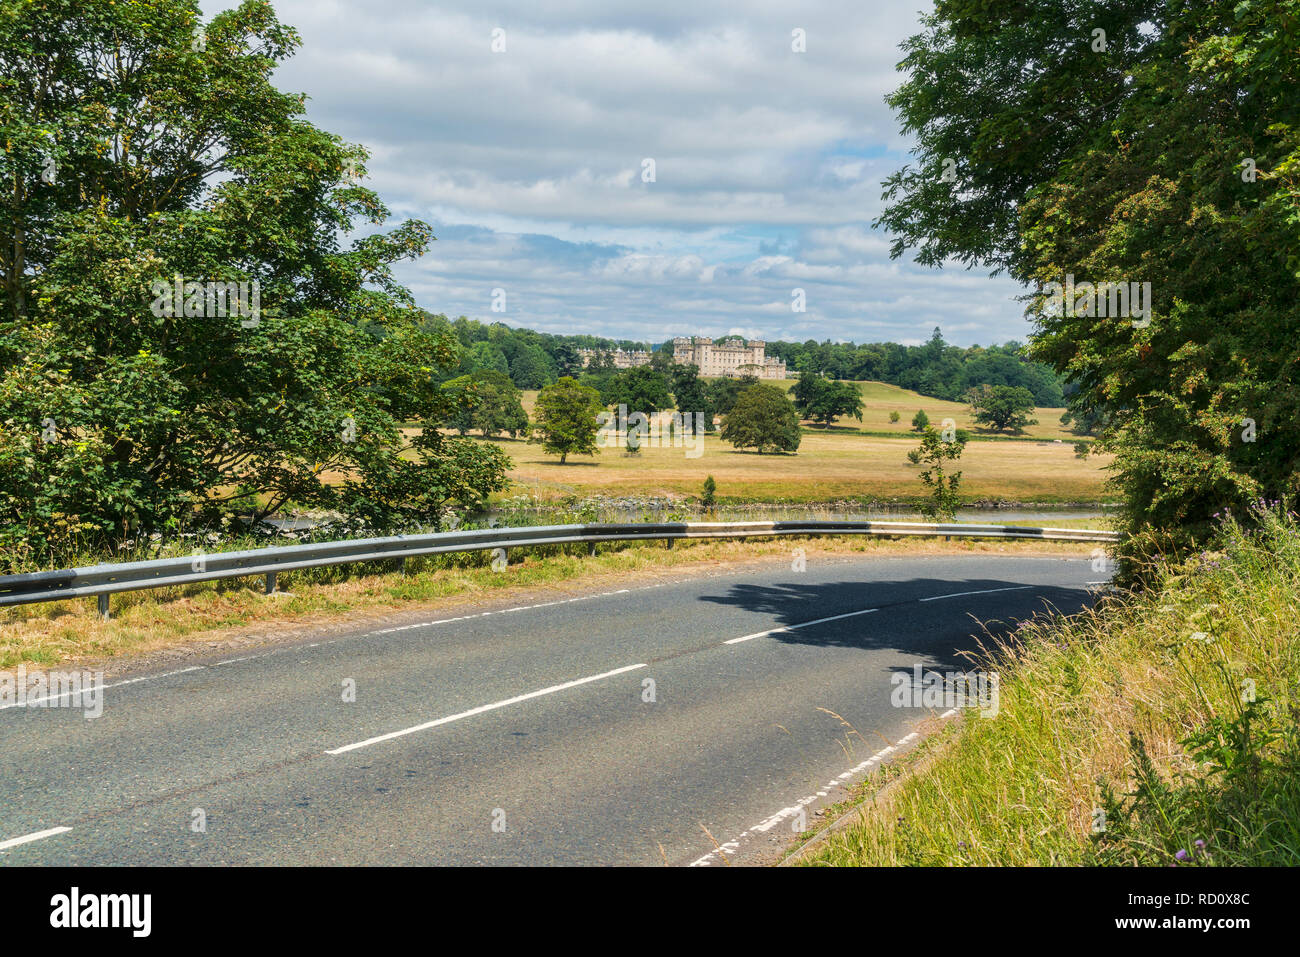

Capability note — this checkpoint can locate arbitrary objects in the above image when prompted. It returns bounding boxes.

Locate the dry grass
[492,429,1111,504]
[523,378,1081,441]
[800,508,1300,867]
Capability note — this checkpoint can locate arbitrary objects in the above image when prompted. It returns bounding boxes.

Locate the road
[0,553,1101,866]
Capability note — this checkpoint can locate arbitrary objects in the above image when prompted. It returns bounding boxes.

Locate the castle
[672,336,787,379]
[577,336,786,379]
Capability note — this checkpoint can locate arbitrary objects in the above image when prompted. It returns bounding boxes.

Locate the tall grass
[804,505,1300,866]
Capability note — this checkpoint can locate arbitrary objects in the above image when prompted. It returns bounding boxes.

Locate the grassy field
[487,429,1112,504]
[500,378,1107,504]
[523,378,1081,442]
[795,508,1300,867]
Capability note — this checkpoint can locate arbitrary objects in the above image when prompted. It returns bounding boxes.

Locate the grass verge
[799,505,1300,866]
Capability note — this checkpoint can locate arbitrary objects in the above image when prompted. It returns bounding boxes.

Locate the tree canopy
[876,0,1300,555]
[0,0,509,567]
[603,365,673,414]
[531,377,603,464]
[789,371,864,427]
[967,384,1038,434]
[720,383,801,454]
[430,317,1066,407]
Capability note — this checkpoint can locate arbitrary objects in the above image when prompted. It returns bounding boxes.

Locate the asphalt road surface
[0,553,1102,866]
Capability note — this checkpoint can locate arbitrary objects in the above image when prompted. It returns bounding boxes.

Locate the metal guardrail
[0,520,1121,619]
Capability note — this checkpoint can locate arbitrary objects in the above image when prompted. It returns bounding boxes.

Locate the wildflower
[1175,848,1188,861]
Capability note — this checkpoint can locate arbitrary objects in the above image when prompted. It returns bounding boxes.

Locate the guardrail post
[587,542,597,557]
[97,594,110,621]
[666,538,674,549]
[264,572,276,595]
[399,557,407,576]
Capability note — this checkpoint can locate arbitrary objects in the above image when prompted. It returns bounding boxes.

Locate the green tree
[967,384,1038,434]
[707,373,759,417]
[0,0,509,565]
[531,377,603,464]
[605,365,672,415]
[587,349,616,375]
[670,363,715,433]
[647,346,675,374]
[790,371,864,427]
[876,0,1300,558]
[463,370,528,438]
[911,409,930,432]
[508,343,554,390]
[440,375,479,436]
[720,383,801,454]
[701,475,717,509]
[911,427,965,520]
[552,342,583,379]
[467,340,510,377]
[1059,399,1106,437]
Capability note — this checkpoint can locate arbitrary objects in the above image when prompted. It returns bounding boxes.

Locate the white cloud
[197,0,1034,346]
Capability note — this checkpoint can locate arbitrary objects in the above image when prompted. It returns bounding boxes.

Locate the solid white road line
[918,585,1033,602]
[0,666,206,712]
[688,709,969,866]
[371,589,633,636]
[724,606,880,645]
[325,662,647,755]
[0,826,71,851]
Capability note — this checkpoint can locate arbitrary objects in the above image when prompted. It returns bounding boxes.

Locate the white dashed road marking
[0,826,72,851]
[325,662,647,755]
[918,585,1032,602]
[1,561,1064,862]
[724,606,879,645]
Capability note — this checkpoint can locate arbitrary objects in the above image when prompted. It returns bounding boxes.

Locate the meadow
[498,379,1109,504]
[523,378,1082,441]
[494,430,1110,504]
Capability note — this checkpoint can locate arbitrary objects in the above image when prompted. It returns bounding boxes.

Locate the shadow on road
[697,576,1095,667]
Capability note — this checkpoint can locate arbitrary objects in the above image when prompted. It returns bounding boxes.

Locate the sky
[203,0,1029,348]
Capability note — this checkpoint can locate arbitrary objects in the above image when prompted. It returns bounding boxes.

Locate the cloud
[199,0,1032,346]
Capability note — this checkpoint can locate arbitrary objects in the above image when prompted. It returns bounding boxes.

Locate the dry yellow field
[491,429,1112,503]
[522,378,1080,442]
